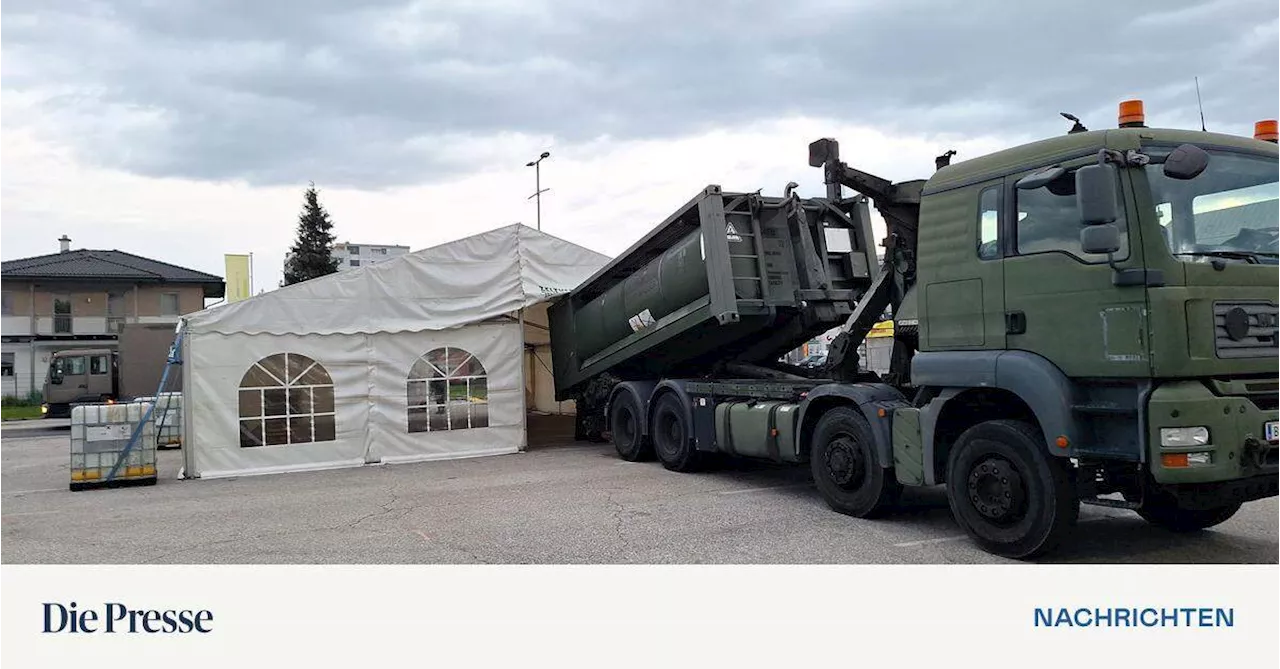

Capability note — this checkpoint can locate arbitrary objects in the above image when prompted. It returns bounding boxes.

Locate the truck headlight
[1160,426,1210,447]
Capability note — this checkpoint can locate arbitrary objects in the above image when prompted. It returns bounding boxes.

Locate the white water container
[69,401,158,490]
[134,392,183,448]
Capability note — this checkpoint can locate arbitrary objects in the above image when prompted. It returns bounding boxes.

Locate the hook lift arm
[807,138,926,386]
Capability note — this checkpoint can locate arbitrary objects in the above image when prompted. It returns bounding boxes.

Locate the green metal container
[550,185,879,398]
[575,230,708,359]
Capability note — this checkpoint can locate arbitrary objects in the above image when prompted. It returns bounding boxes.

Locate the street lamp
[526,151,551,230]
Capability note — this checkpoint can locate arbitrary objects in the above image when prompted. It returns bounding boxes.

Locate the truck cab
[881,119,1278,556]
[43,349,119,417]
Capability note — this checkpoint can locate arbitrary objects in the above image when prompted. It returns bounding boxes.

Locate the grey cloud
[3,0,1276,188]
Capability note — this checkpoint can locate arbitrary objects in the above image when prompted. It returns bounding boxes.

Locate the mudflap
[573,372,619,442]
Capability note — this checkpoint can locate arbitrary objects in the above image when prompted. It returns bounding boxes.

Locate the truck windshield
[1146,149,1278,264]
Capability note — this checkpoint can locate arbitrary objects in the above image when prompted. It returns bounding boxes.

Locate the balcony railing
[2,315,132,337]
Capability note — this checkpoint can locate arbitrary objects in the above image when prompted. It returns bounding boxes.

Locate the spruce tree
[282,182,341,286]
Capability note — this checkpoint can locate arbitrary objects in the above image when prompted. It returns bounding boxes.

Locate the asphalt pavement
[2,424,1276,564]
[1,418,70,439]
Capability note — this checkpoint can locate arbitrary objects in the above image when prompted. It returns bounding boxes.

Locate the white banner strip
[2,564,1276,667]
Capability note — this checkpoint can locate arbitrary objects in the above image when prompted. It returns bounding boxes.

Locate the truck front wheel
[1136,494,1241,532]
[946,420,1078,559]
[810,406,900,518]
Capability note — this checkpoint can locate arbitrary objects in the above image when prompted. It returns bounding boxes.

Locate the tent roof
[185,224,610,336]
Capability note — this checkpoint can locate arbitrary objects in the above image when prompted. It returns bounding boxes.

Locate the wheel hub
[825,438,866,489]
[618,411,635,442]
[966,456,1025,522]
[655,411,683,457]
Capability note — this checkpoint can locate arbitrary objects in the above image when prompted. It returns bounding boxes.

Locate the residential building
[1,236,225,398]
[331,242,410,270]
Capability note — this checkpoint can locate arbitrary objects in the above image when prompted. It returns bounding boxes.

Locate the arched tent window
[407,347,488,433]
[238,353,336,447]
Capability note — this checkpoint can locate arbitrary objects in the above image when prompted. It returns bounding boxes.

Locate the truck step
[1080,496,1140,510]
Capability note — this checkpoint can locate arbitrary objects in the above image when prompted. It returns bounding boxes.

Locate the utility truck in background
[42,323,180,418]
[549,102,1279,558]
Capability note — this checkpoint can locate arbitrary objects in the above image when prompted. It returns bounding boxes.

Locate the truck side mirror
[1080,224,1121,255]
[1163,143,1210,180]
[1075,163,1118,224]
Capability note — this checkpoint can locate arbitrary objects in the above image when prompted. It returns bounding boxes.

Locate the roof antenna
[1061,112,1088,134]
[1194,77,1207,131]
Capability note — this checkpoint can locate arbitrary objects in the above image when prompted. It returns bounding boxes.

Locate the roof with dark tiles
[3,249,225,297]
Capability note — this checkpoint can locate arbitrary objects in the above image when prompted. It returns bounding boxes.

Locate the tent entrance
[520,302,580,450]
[525,413,576,448]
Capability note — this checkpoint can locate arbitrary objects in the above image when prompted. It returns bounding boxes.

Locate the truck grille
[1214,301,1279,359]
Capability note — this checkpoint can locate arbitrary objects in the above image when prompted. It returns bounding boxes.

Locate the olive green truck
[548,102,1279,558]
[42,323,179,418]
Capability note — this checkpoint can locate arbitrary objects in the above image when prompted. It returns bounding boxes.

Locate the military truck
[549,102,1279,558]
[42,323,180,418]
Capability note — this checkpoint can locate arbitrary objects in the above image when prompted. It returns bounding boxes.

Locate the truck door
[87,353,114,398]
[52,354,90,400]
[1002,166,1149,377]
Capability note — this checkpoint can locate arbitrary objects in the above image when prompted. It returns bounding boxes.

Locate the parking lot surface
[3,423,1276,564]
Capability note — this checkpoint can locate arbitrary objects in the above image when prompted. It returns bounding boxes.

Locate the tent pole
[180,325,195,479]
[518,308,529,452]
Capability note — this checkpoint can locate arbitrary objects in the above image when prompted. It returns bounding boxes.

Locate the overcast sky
[3,0,1276,291]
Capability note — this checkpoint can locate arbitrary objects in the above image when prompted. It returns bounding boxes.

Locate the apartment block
[331,242,410,270]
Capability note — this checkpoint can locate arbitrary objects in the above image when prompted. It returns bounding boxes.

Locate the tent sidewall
[186,323,524,479]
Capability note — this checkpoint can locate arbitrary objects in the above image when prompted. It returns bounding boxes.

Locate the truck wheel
[609,393,652,461]
[651,393,702,472]
[810,406,900,518]
[1136,494,1241,532]
[945,420,1078,559]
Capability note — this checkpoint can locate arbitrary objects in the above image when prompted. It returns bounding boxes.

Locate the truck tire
[810,406,900,518]
[1136,495,1241,532]
[609,392,652,461]
[651,393,702,472]
[945,420,1078,559]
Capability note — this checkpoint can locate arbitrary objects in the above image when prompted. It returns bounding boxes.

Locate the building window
[53,296,72,333]
[407,347,489,433]
[977,186,1001,260]
[1,292,13,316]
[160,292,180,316]
[374,248,387,255]
[348,246,360,255]
[1,352,14,377]
[90,355,110,375]
[106,291,127,333]
[349,259,361,267]
[237,353,336,448]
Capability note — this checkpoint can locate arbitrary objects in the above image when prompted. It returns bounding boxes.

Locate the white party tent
[179,224,609,479]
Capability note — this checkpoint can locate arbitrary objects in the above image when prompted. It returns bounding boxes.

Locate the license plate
[1266,421,1279,443]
